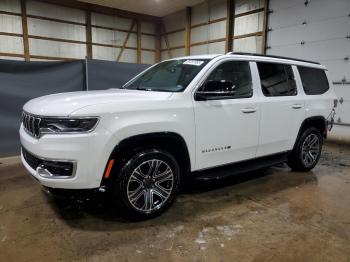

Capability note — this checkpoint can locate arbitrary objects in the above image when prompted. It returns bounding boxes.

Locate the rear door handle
[241,107,257,114]
[292,104,303,109]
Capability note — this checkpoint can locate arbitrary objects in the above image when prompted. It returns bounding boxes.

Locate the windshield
[122,59,210,92]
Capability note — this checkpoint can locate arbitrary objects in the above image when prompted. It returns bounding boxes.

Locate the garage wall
[234,0,265,53]
[160,0,268,59]
[267,0,350,139]
[0,0,158,64]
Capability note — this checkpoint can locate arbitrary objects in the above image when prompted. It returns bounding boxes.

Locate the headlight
[39,117,99,134]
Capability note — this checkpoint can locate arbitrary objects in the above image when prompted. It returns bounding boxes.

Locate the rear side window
[298,66,329,95]
[257,62,297,97]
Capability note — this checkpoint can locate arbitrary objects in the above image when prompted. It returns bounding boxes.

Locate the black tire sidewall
[294,127,323,170]
[116,149,180,219]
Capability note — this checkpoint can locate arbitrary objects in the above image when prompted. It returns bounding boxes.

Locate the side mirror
[195,80,236,101]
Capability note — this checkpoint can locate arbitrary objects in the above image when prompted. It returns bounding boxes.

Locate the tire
[287,127,323,171]
[113,149,180,220]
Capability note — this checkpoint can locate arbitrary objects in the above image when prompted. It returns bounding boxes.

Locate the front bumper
[20,124,115,189]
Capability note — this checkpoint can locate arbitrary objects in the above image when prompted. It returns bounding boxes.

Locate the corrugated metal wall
[267,0,350,142]
[0,0,157,63]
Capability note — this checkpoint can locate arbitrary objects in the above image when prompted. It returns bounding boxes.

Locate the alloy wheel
[126,159,174,213]
[301,133,320,167]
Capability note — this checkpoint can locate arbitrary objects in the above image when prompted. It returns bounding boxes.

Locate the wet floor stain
[0,143,349,261]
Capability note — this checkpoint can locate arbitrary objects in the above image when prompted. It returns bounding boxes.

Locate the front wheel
[114,149,180,220]
[287,127,323,171]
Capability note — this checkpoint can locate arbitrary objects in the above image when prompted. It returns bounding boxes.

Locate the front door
[193,60,260,170]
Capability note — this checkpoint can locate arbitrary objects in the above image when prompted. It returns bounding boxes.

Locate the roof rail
[226,52,321,65]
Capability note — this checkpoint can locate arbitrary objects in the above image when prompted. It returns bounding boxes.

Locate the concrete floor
[0,143,350,262]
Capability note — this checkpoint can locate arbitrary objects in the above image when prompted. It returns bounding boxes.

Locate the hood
[23,89,173,116]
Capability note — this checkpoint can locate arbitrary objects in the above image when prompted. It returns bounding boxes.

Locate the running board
[192,152,289,181]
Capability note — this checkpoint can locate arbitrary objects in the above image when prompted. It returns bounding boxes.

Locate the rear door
[254,62,306,157]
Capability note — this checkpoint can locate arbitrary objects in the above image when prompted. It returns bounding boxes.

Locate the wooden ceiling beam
[34,0,161,23]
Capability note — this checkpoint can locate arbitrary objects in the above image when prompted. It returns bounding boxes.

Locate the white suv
[20,53,336,219]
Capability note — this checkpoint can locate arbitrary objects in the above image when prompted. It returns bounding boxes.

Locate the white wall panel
[268,0,350,127]
[208,41,225,53]
[141,22,155,34]
[28,18,86,41]
[166,31,185,48]
[191,25,209,44]
[209,21,226,39]
[190,41,225,55]
[268,39,350,65]
[161,51,169,60]
[0,35,23,54]
[119,49,137,63]
[161,48,185,60]
[209,0,227,20]
[191,21,226,44]
[234,36,262,53]
[27,1,85,23]
[92,45,120,61]
[234,12,264,35]
[163,10,185,31]
[235,0,264,15]
[0,0,21,13]
[333,85,350,124]
[268,0,304,11]
[0,14,22,34]
[172,48,185,58]
[141,51,155,64]
[29,39,86,59]
[141,35,155,50]
[92,27,137,47]
[91,13,133,30]
[191,44,208,55]
[269,16,350,47]
[191,2,209,25]
[322,61,350,83]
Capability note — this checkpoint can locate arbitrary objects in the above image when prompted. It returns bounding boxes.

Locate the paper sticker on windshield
[183,60,204,66]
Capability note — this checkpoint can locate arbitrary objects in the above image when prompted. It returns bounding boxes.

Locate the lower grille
[22,147,75,177]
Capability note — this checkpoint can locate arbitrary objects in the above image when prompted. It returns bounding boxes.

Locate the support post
[84,56,89,91]
[155,22,161,62]
[262,0,270,54]
[85,10,93,59]
[185,6,191,56]
[225,0,234,53]
[20,0,30,61]
[137,19,141,63]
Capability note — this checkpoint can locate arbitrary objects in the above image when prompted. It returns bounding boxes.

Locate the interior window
[203,61,253,98]
[257,62,297,97]
[298,66,329,95]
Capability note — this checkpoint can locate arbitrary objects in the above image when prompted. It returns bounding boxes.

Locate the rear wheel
[113,149,180,220]
[287,127,323,171]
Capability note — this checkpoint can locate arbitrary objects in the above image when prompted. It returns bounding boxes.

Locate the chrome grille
[22,112,41,138]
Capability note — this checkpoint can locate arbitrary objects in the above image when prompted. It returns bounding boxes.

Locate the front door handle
[292,104,303,109]
[241,107,257,114]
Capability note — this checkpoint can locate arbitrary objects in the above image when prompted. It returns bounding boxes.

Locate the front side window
[123,59,210,92]
[199,61,253,99]
[298,66,329,95]
[257,62,297,97]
